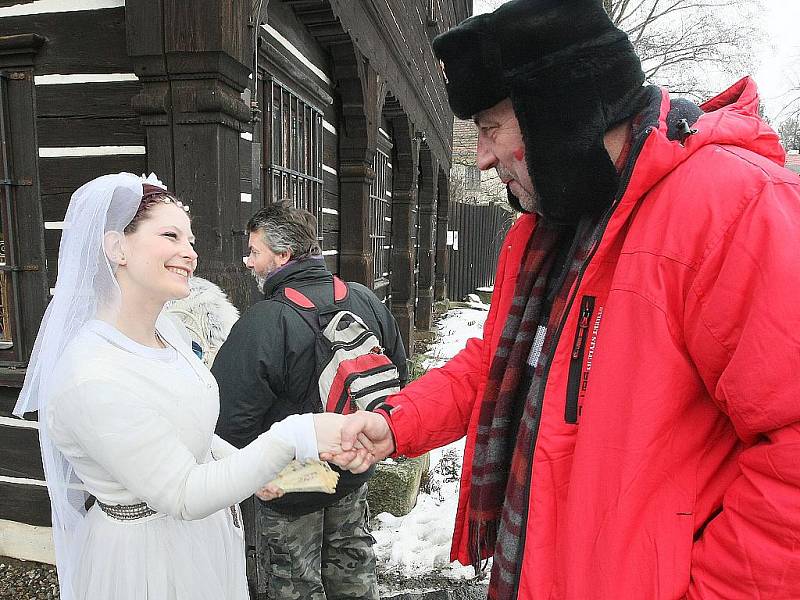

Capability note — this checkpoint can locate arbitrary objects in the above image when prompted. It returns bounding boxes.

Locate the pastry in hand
[267,459,340,494]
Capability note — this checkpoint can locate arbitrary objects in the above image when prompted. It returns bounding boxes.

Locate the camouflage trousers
[252,484,379,600]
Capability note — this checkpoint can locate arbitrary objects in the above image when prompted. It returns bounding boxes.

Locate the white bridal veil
[13,172,165,600]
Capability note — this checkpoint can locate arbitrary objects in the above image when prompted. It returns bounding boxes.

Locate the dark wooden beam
[126,0,255,309]
[0,425,43,480]
[434,168,450,301]
[0,481,51,526]
[3,9,127,75]
[415,144,438,331]
[331,42,379,287]
[388,113,419,355]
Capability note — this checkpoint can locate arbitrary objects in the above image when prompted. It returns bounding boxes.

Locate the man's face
[474,98,539,213]
[245,231,290,292]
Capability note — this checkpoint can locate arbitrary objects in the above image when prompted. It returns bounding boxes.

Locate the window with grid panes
[0,68,44,364]
[370,140,393,288]
[265,78,323,246]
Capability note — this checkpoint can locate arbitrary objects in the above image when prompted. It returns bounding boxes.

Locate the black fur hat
[433,0,647,222]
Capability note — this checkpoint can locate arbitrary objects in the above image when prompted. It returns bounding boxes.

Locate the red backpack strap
[333,276,349,303]
[283,287,316,309]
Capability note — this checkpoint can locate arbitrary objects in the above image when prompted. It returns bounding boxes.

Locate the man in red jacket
[334,0,800,598]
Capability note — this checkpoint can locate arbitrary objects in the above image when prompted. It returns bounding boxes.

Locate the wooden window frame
[0,34,48,377]
[263,77,323,247]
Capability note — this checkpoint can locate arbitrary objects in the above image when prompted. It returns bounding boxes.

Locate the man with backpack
[213,201,407,600]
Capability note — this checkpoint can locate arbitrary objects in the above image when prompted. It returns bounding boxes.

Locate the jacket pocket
[565,295,596,424]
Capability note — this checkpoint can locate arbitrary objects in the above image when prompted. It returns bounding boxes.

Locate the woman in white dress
[13,173,362,600]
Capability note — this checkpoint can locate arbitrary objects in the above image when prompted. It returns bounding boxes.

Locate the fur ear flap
[103,231,127,267]
[508,40,648,223]
[511,70,619,223]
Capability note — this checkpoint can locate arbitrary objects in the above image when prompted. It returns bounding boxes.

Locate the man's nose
[476,137,497,171]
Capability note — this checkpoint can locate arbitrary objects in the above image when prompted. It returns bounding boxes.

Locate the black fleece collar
[262,257,330,299]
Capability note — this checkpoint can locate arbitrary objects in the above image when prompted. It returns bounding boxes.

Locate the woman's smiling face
[117,202,198,304]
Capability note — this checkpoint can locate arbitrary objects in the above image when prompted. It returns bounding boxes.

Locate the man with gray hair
[213,200,407,600]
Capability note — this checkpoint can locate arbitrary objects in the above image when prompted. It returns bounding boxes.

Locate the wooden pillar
[434,168,450,302]
[126,0,254,309]
[388,113,419,355]
[332,43,384,287]
[415,144,437,331]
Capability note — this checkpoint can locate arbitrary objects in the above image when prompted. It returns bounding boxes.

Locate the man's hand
[310,412,371,472]
[320,410,395,473]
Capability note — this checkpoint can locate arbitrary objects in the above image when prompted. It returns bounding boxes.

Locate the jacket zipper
[511,126,653,596]
[565,296,595,424]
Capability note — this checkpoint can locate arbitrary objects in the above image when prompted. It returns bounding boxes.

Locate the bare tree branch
[473,0,763,99]
[606,0,763,97]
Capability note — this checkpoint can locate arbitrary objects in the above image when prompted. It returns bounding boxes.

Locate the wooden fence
[446,201,514,302]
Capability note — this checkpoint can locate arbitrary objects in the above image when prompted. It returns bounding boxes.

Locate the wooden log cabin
[0,0,470,563]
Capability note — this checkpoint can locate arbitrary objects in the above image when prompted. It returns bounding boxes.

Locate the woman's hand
[255,482,285,501]
[312,412,351,455]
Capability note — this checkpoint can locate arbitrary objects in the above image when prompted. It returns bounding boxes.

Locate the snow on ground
[373,303,490,582]
[420,304,489,371]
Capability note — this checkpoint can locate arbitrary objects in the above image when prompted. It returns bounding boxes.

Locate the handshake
[258,411,394,501]
[313,411,396,472]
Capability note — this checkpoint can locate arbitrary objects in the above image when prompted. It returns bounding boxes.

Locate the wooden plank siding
[0,481,51,527]
[36,81,144,147]
[39,154,147,288]
[0,424,43,480]
[28,8,142,288]
[0,386,21,418]
[0,2,147,548]
[2,7,129,76]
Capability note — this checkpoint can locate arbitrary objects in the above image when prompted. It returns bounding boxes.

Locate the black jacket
[213,258,408,515]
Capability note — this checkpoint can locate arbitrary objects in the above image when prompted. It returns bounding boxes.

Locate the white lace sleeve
[52,379,295,520]
[210,434,237,460]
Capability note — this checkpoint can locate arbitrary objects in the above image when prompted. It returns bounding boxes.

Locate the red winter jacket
[383,77,800,599]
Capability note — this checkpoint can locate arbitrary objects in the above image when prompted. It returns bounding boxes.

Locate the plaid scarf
[468,216,597,599]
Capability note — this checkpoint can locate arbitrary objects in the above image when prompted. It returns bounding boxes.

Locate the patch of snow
[373,441,470,578]
[374,306,491,582]
[421,307,488,370]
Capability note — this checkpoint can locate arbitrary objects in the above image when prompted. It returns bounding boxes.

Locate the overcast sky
[754,1,800,121]
[471,0,800,123]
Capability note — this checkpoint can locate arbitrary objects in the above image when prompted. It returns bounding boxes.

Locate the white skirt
[68,504,249,600]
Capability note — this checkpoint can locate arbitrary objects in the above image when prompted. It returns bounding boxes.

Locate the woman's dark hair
[124,184,190,234]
